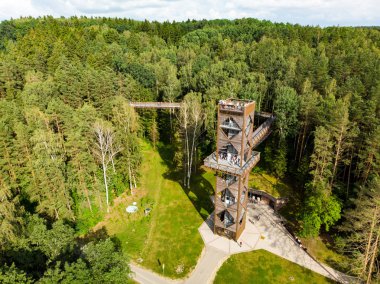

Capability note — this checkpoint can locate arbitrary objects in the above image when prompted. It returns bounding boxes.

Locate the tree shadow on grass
[273,178,304,234]
[156,143,214,221]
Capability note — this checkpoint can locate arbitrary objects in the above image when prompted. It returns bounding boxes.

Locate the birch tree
[111,97,140,193]
[93,121,121,213]
[178,92,204,188]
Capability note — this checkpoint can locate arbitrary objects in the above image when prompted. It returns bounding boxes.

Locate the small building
[248,189,288,211]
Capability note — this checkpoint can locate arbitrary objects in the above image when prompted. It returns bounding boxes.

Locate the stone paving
[131,203,356,284]
[197,203,355,284]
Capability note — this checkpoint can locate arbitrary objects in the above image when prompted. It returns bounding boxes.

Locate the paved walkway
[131,246,228,284]
[184,246,228,284]
[246,204,355,284]
[131,203,356,284]
[130,264,181,284]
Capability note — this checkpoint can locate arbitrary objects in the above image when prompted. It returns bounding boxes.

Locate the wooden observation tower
[204,99,274,241]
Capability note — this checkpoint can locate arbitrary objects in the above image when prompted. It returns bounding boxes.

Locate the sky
[0,0,378,27]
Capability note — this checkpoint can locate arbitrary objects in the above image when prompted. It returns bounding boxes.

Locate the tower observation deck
[204,99,275,241]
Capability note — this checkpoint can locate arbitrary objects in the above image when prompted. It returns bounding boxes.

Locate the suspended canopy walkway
[250,115,275,149]
[130,101,274,152]
[129,102,181,109]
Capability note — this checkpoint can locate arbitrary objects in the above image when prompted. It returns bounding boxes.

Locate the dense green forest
[0,16,379,282]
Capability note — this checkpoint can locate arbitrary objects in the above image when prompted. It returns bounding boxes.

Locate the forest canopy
[0,16,379,282]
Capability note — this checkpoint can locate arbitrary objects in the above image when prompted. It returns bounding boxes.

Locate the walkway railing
[250,116,275,149]
[204,151,260,175]
[129,102,181,109]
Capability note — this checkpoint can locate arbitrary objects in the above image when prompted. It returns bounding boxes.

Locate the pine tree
[357,126,380,186]
[0,176,22,248]
[273,86,299,140]
[30,128,73,220]
[66,104,99,213]
[295,79,320,163]
[339,178,380,282]
[310,126,334,187]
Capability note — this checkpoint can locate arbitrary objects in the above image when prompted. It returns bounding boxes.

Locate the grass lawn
[92,140,214,278]
[214,250,335,284]
[300,236,349,273]
[248,170,293,198]
[92,141,344,281]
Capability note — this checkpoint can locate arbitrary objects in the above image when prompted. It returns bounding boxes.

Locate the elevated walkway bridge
[130,101,275,176]
[129,102,181,109]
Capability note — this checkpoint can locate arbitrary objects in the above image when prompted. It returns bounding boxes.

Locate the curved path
[130,263,181,284]
[130,204,356,284]
[131,246,228,284]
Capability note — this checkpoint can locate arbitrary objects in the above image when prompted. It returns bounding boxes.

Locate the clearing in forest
[92,140,214,278]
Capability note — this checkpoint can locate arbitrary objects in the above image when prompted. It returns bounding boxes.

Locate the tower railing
[204,151,260,175]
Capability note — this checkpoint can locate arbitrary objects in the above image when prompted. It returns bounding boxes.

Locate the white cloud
[0,0,378,26]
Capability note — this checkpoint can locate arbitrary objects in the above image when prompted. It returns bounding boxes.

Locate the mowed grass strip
[101,140,214,278]
[214,250,335,284]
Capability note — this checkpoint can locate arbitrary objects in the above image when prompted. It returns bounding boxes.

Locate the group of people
[224,119,237,128]
[219,100,243,111]
[231,154,241,166]
[295,237,307,251]
[218,151,241,166]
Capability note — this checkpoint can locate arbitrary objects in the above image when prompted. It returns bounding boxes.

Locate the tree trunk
[362,205,378,279]
[102,161,109,213]
[366,232,379,284]
[184,121,190,188]
[93,174,103,209]
[133,174,137,188]
[79,164,92,212]
[298,122,308,164]
[188,120,198,189]
[363,152,374,185]
[346,151,353,200]
[331,125,344,186]
[128,162,133,194]
[54,208,59,220]
[169,108,173,143]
